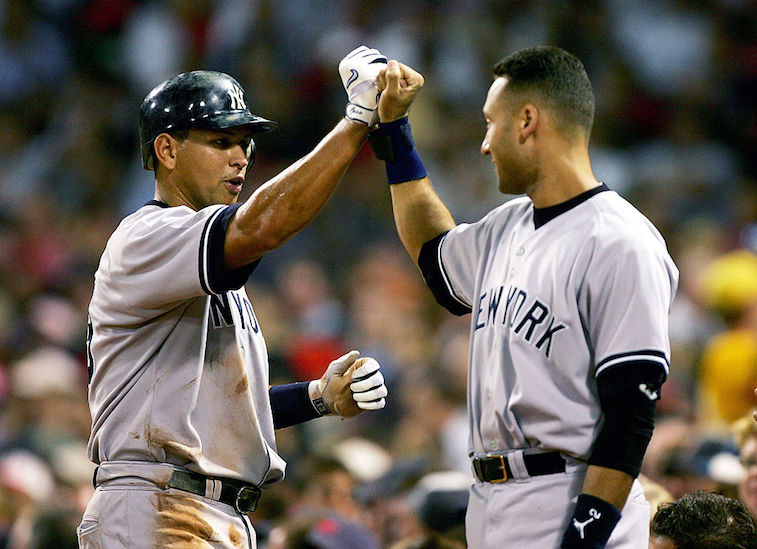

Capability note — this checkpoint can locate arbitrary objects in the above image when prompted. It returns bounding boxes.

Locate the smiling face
[158,126,254,210]
[480,77,537,196]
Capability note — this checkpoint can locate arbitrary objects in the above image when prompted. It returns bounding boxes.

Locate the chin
[497,179,520,196]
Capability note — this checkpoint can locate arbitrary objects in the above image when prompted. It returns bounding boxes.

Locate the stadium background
[0,0,755,547]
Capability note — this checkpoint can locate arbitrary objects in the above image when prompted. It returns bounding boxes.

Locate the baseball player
[78,46,389,549]
[371,47,678,548]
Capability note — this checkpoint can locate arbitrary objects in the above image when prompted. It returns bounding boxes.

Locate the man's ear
[519,104,538,142]
[153,133,178,171]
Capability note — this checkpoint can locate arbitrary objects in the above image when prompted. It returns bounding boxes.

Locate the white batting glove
[309,350,361,417]
[339,45,387,126]
[349,357,387,410]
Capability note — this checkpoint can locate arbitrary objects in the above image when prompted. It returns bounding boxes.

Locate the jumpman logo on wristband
[572,508,601,539]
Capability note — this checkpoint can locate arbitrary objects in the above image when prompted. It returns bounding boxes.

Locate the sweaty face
[480,77,535,195]
[171,127,254,209]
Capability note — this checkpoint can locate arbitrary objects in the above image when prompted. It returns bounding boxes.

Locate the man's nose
[231,147,248,169]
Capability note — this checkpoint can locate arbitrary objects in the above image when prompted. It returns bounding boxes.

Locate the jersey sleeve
[418,222,487,315]
[584,233,678,380]
[105,203,258,312]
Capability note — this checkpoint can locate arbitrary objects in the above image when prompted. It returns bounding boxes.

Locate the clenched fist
[377,60,424,123]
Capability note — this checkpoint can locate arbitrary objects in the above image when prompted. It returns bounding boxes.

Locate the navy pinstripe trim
[199,207,226,295]
[418,232,471,315]
[437,233,472,309]
[595,349,669,378]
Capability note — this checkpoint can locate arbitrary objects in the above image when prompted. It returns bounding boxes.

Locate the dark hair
[493,46,595,139]
[650,491,757,549]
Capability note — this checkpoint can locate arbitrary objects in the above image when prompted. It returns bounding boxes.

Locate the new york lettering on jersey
[209,290,260,333]
[473,284,566,358]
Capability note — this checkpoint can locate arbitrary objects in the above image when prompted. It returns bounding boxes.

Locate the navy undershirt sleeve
[589,360,666,477]
[206,203,260,293]
[418,232,471,316]
[270,382,322,429]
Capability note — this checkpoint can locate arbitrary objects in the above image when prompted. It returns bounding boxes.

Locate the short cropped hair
[650,491,757,549]
[493,46,595,140]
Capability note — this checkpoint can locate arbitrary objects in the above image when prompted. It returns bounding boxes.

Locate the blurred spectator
[733,413,757,521]
[401,470,470,547]
[649,490,757,549]
[265,455,381,549]
[0,1,754,545]
[637,474,673,525]
[3,347,89,460]
[0,449,55,548]
[696,249,757,430]
[266,514,378,549]
[643,416,743,501]
[278,259,347,382]
[356,458,430,548]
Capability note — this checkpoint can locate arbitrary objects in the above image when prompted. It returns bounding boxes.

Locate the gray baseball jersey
[86,200,285,486]
[425,185,678,460]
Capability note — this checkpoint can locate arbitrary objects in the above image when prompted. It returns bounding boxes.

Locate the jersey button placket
[510,246,525,279]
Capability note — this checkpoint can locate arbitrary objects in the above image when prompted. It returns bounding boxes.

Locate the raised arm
[224,47,387,270]
[375,60,456,266]
[224,119,368,270]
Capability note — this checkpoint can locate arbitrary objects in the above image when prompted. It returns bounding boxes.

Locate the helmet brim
[185,112,278,133]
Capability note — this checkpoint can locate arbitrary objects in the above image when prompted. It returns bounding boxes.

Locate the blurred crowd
[0,0,756,547]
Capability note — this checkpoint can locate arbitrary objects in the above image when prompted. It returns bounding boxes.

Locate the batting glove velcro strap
[339,45,387,126]
[349,357,387,410]
[310,350,360,416]
[560,494,621,549]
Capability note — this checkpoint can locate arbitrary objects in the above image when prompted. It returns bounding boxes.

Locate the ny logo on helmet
[228,84,246,110]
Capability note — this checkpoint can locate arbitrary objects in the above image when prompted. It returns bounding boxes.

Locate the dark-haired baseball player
[372,47,678,548]
[79,47,388,548]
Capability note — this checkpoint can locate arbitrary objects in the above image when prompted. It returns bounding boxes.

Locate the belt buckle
[490,454,508,483]
[235,485,260,513]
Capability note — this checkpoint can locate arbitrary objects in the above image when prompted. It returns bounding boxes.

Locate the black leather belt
[166,469,261,513]
[472,451,566,483]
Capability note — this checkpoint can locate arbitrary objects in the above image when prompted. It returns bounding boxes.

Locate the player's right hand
[376,60,424,123]
[313,351,388,418]
[339,45,387,126]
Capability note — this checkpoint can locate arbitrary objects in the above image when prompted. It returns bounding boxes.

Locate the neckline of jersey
[532,183,609,229]
[145,199,170,208]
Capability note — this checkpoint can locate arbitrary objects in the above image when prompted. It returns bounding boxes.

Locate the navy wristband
[269,381,323,429]
[368,117,428,184]
[560,494,621,549]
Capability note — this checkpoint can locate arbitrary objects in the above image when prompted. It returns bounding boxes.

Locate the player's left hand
[312,351,387,418]
[339,45,387,126]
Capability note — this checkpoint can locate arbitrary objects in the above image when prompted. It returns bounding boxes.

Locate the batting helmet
[139,70,277,170]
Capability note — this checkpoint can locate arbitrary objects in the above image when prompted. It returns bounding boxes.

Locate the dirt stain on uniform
[235,373,249,395]
[146,424,202,463]
[154,492,217,548]
[228,524,243,548]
